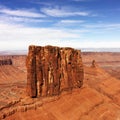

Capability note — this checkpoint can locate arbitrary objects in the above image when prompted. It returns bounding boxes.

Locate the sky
[0,0,120,50]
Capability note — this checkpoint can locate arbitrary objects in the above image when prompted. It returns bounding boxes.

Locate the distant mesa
[0,59,12,65]
[26,45,84,98]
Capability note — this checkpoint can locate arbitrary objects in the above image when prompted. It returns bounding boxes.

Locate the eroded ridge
[26,45,84,98]
[0,59,12,65]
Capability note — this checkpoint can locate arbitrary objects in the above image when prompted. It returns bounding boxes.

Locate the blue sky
[0,0,120,50]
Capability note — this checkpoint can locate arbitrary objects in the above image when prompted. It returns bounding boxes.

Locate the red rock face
[26,45,84,98]
[0,59,12,65]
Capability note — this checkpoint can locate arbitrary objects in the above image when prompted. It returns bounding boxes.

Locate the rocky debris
[26,45,84,98]
[0,59,12,65]
[0,95,59,119]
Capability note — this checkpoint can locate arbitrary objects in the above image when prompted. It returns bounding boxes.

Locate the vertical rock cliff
[26,45,84,98]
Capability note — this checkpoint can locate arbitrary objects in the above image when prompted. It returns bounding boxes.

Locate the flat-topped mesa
[0,59,12,65]
[26,45,84,98]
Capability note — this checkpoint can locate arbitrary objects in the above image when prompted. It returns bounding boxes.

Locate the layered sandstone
[0,55,27,72]
[0,59,12,65]
[26,45,84,98]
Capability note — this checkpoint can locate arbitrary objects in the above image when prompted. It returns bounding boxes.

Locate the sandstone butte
[26,45,84,98]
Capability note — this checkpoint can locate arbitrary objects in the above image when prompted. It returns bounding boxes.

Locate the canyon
[0,48,120,120]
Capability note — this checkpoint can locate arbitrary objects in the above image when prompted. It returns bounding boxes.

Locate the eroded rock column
[26,46,37,97]
[26,45,84,98]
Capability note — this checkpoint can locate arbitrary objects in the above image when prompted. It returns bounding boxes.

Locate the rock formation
[26,45,84,98]
[0,59,12,65]
[91,60,98,68]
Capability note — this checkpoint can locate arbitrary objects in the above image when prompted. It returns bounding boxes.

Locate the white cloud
[83,23,120,30]
[83,41,120,48]
[60,20,85,24]
[41,7,89,17]
[0,22,81,50]
[0,7,48,24]
[0,22,120,50]
[55,19,85,27]
[0,8,46,18]
[0,15,49,23]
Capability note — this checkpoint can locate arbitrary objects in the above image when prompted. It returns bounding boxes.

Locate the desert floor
[0,52,120,120]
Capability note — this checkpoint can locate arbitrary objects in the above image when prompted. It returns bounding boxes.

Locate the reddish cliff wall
[26,45,84,98]
[0,55,26,71]
[0,59,12,65]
